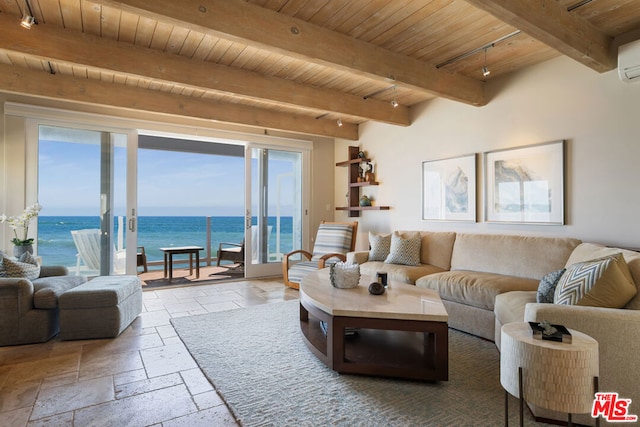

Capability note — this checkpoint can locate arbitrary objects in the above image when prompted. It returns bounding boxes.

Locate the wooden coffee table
[299,268,449,381]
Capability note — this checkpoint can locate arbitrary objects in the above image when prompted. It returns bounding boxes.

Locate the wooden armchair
[282,220,358,289]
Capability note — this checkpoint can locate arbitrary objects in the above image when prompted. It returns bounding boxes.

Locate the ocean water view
[37,216,294,269]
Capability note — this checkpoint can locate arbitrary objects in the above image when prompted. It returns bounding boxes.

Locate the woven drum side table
[500,322,599,427]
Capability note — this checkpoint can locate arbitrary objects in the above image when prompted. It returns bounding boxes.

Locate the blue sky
[39,140,245,216]
[38,139,297,217]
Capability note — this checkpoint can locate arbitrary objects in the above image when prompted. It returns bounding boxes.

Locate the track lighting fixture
[21,14,35,29]
[390,85,399,108]
[337,118,343,127]
[20,0,36,29]
[482,47,491,77]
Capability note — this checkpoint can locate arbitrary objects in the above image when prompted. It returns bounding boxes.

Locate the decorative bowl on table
[329,262,361,289]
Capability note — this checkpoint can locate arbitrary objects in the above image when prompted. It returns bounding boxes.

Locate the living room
[1,1,640,426]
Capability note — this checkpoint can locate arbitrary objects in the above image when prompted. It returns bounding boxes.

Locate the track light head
[337,119,343,127]
[20,14,35,29]
[391,99,399,108]
[482,66,490,77]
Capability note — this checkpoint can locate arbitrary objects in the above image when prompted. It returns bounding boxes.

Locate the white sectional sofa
[494,242,640,426]
[349,231,581,340]
[348,231,640,426]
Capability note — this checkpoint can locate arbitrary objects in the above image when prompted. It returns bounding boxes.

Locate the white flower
[0,203,42,246]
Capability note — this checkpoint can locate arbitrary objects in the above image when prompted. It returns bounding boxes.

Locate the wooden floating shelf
[336,157,371,167]
[337,146,390,217]
[336,206,390,211]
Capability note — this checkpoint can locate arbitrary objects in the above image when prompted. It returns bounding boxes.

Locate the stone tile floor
[0,278,299,426]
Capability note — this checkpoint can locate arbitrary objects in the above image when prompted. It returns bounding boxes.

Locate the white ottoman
[59,275,142,340]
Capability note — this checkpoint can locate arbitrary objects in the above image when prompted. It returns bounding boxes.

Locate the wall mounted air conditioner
[618,39,640,83]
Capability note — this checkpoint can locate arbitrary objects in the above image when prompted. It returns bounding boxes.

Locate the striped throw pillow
[311,223,354,261]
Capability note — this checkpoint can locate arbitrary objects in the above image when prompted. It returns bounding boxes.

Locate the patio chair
[217,225,273,267]
[137,246,148,273]
[71,229,125,275]
[216,240,244,267]
[282,220,358,289]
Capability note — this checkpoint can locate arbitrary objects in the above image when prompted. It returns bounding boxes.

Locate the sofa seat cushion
[32,275,88,309]
[416,270,539,311]
[494,291,536,326]
[358,261,444,285]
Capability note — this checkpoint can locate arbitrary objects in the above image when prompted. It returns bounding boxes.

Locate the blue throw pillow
[536,268,566,303]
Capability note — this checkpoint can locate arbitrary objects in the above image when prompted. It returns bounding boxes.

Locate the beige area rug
[139,264,244,288]
[171,300,546,426]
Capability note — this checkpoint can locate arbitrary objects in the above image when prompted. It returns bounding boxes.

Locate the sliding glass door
[244,144,306,278]
[37,124,137,275]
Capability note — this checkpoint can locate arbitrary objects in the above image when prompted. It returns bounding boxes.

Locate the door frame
[25,117,138,275]
[244,142,310,278]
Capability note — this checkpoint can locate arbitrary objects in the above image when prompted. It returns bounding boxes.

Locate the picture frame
[484,140,564,224]
[422,154,476,221]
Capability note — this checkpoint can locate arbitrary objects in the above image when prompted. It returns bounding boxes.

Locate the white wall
[336,56,640,250]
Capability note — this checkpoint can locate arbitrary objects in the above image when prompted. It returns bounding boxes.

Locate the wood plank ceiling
[0,0,639,140]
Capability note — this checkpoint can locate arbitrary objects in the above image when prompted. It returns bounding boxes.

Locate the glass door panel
[245,146,304,278]
[37,125,137,276]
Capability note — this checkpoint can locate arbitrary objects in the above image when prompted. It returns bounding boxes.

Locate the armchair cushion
[311,223,355,261]
[0,252,41,280]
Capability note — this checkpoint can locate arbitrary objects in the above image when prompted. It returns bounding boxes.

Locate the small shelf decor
[336,146,390,217]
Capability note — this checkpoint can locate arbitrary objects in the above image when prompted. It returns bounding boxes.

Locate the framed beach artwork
[484,140,565,224]
[422,154,476,222]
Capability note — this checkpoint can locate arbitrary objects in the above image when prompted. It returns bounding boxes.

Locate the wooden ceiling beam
[99,0,486,106]
[465,0,616,72]
[0,14,406,127]
[0,64,358,140]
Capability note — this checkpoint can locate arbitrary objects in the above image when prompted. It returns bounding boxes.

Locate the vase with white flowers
[0,203,42,257]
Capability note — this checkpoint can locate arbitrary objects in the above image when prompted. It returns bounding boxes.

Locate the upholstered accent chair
[282,221,358,289]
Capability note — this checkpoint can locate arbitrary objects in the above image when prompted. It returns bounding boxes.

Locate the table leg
[168,254,173,280]
[188,253,193,276]
[163,253,168,278]
[505,390,509,427]
[594,377,599,427]
[195,251,200,278]
[518,366,524,427]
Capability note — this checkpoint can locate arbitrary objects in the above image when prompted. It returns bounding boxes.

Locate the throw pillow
[0,251,41,280]
[384,232,421,266]
[536,268,565,303]
[553,253,631,306]
[576,253,637,308]
[368,232,391,261]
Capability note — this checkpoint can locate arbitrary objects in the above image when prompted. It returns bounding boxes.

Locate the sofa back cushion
[398,231,456,271]
[565,243,640,310]
[450,233,581,280]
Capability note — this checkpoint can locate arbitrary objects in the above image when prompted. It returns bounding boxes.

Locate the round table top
[502,321,598,350]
